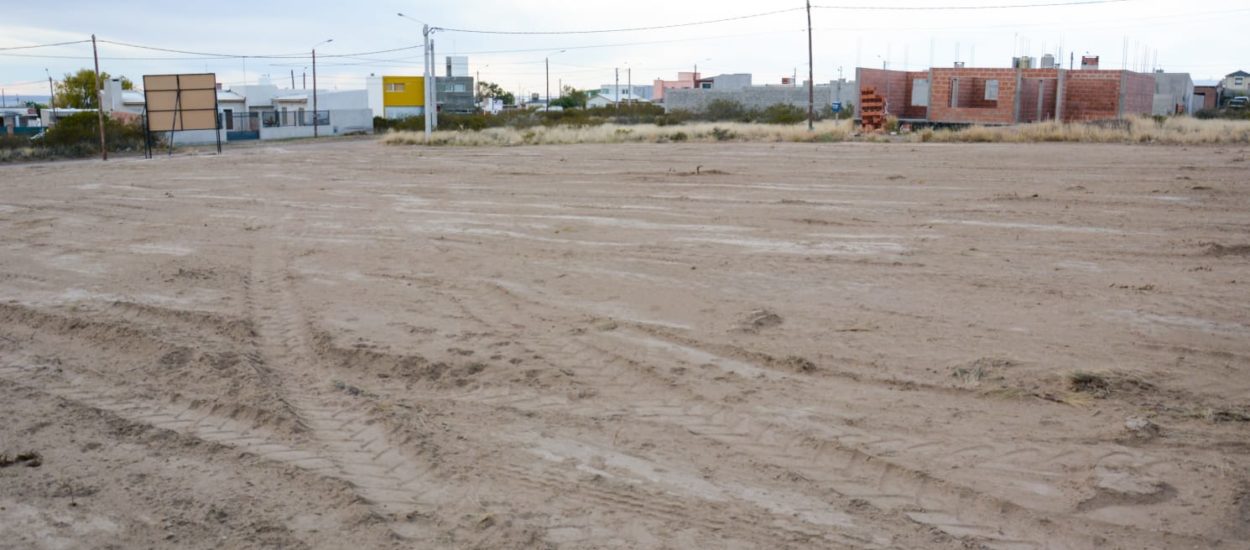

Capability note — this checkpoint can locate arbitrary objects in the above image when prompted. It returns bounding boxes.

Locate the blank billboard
[143,73,219,132]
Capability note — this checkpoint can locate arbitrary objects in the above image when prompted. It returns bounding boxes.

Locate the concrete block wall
[663,84,853,114]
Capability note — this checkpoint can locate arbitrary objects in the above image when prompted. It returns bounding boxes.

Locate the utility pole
[312,48,318,137]
[303,71,307,89]
[431,39,438,128]
[806,0,814,130]
[290,70,295,89]
[545,56,550,111]
[92,34,107,160]
[46,68,55,123]
[308,39,333,137]
[614,68,620,110]
[627,67,632,105]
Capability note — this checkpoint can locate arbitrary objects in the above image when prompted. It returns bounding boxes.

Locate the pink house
[653,72,701,102]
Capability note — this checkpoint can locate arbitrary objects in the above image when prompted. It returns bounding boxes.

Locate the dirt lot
[1,140,1248,549]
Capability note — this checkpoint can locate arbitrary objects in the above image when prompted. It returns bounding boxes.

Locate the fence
[262,110,329,128]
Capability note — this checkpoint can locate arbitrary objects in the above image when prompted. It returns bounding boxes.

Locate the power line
[96,39,422,60]
[0,40,91,51]
[437,7,805,35]
[812,0,1131,10]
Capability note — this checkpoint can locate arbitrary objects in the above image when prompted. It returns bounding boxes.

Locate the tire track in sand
[427,278,1213,549]
[246,238,447,541]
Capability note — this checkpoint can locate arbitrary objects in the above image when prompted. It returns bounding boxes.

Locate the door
[224,109,234,130]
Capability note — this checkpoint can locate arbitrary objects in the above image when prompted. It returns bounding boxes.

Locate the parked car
[1230,96,1249,108]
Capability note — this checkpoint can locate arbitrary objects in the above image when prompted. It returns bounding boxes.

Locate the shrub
[41,112,148,155]
[710,127,736,141]
[703,99,748,122]
[760,104,806,125]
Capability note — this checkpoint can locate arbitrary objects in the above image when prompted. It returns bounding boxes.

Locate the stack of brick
[860,86,885,131]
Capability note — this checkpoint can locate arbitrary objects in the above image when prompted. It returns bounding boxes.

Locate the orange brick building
[856,66,1155,125]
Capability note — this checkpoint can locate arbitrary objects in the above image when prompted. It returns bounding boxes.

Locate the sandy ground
[1,139,1248,549]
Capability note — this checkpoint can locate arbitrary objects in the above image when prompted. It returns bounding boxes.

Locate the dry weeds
[914,116,1250,145]
[383,120,853,146]
[382,116,1250,147]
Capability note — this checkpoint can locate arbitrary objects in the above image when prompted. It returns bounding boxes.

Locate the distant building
[0,106,43,136]
[102,77,372,143]
[1194,84,1220,111]
[366,73,476,118]
[652,72,700,102]
[1152,71,1194,115]
[695,74,751,90]
[597,84,653,101]
[855,62,1155,124]
[1221,70,1249,98]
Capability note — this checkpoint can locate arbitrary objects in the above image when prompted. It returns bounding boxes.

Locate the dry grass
[913,116,1250,145]
[382,115,1250,147]
[382,120,853,147]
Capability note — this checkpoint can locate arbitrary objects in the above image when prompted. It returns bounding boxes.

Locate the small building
[597,84,653,101]
[1,106,43,136]
[653,72,700,102]
[856,63,1155,124]
[1221,70,1249,97]
[366,67,475,118]
[587,95,651,108]
[1152,71,1194,115]
[1194,83,1220,111]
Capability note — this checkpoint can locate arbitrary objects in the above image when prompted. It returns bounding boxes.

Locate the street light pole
[544,50,565,111]
[311,39,332,138]
[806,0,815,131]
[398,12,439,141]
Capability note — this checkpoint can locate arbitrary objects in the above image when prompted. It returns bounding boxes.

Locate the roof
[121,90,146,105]
[1228,70,1250,77]
[217,90,245,102]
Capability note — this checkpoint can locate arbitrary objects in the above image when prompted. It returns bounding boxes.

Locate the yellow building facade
[382,76,425,108]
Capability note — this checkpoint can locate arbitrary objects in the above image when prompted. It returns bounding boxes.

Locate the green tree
[54,69,132,109]
[475,81,515,106]
[550,85,593,110]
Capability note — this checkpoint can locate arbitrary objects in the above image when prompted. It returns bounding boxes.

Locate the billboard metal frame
[142,73,222,157]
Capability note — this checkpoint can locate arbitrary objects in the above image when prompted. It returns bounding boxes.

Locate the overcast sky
[2,0,1247,100]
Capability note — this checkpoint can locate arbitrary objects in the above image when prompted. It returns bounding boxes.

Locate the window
[984,79,999,101]
[386,83,406,93]
[1237,77,1245,86]
[700,82,712,89]
[911,79,929,107]
[453,84,466,93]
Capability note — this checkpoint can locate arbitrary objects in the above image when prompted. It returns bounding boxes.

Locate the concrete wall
[663,81,856,113]
[167,129,223,145]
[327,109,373,134]
[1152,72,1193,115]
[707,74,751,90]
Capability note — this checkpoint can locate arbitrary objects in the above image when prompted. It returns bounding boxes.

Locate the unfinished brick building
[856,66,1155,125]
